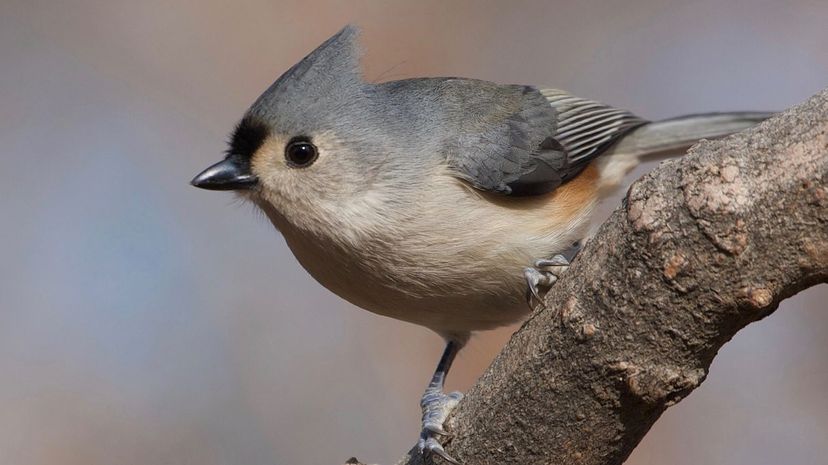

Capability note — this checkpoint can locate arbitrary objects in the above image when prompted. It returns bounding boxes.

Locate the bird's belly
[280,227,532,333]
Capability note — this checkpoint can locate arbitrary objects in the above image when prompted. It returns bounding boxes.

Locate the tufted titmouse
[192,26,770,463]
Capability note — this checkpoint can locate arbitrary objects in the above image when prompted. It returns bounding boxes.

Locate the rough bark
[347,88,828,465]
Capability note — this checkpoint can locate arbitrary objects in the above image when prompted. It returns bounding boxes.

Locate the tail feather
[595,111,773,194]
[612,112,774,159]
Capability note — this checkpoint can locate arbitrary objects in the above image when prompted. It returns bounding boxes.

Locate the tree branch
[351,88,828,465]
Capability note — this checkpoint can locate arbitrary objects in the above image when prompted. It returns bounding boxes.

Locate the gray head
[192,26,439,234]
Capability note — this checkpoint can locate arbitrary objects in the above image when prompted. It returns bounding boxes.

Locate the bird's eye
[284,139,318,168]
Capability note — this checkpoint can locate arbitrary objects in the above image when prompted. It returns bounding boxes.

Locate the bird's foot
[523,258,566,307]
[524,241,582,307]
[418,386,463,464]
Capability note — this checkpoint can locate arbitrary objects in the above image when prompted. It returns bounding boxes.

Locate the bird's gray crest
[246,25,366,131]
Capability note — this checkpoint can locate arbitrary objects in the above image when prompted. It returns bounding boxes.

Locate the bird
[191,25,770,464]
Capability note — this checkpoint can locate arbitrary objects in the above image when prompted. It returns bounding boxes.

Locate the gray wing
[445,85,648,196]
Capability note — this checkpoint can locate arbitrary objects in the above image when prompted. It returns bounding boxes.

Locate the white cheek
[250,131,395,243]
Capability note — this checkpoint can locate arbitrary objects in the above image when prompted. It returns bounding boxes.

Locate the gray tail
[612,112,774,159]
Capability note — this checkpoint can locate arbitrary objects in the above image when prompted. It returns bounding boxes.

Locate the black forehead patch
[227,116,270,159]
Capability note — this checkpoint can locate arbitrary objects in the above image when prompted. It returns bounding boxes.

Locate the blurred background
[1,1,827,464]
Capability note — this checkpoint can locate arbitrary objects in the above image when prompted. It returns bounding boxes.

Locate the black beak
[191,158,258,191]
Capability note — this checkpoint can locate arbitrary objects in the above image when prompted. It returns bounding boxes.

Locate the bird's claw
[524,267,558,307]
[419,435,460,465]
[534,253,571,268]
[524,242,583,308]
[418,389,463,464]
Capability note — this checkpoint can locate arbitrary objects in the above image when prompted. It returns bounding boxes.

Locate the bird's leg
[524,241,583,307]
[418,340,464,464]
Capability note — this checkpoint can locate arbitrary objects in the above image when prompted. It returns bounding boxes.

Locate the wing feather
[438,81,647,196]
[541,89,647,164]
